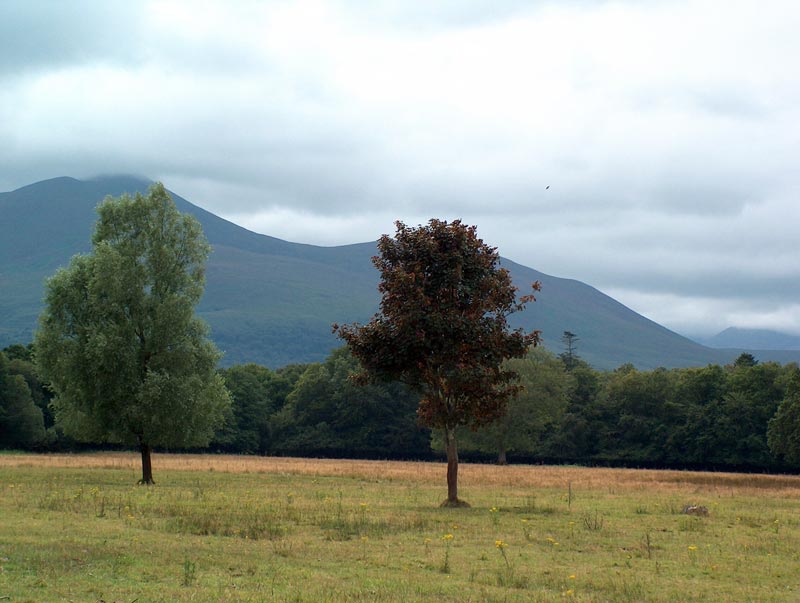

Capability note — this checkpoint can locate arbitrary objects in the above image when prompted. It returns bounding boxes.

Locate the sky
[1,0,799,338]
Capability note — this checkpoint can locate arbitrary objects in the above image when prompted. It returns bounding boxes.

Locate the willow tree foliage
[35,184,231,483]
[335,219,539,506]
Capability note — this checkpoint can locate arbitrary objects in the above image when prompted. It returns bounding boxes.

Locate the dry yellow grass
[3,451,799,497]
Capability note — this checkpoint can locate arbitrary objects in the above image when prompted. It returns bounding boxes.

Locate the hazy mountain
[696,327,800,351]
[3,176,796,369]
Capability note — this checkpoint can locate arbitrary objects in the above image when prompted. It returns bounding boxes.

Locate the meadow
[1,453,798,602]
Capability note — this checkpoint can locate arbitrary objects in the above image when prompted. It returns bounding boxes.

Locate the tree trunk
[446,426,458,501]
[497,444,508,465]
[138,436,155,484]
[441,427,469,507]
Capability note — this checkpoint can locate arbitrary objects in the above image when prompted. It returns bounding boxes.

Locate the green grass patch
[1,457,799,602]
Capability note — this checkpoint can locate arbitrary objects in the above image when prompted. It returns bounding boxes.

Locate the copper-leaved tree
[335,219,540,506]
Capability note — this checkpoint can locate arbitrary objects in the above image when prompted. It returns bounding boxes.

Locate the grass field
[1,453,799,602]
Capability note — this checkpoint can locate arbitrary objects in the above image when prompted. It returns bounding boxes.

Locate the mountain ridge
[3,176,798,369]
[695,327,800,351]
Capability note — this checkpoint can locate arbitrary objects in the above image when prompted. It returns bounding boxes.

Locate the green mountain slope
[1,176,789,369]
[500,259,731,369]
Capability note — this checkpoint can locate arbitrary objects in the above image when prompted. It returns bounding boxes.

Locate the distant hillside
[1,176,378,367]
[696,327,800,351]
[3,176,795,369]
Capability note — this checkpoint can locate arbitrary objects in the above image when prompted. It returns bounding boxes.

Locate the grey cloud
[0,1,145,77]
[333,0,544,30]
[693,89,769,120]
[2,0,799,339]
[596,265,800,301]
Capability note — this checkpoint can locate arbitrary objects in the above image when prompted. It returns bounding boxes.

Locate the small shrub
[582,510,604,531]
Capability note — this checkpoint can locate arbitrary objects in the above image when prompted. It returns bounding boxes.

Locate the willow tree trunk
[138,437,155,484]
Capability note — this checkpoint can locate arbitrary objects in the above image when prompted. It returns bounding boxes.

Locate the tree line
[4,341,799,472]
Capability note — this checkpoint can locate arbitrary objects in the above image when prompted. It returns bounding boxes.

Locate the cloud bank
[2,0,799,336]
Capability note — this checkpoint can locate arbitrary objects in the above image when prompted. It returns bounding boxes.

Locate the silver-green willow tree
[35,183,231,483]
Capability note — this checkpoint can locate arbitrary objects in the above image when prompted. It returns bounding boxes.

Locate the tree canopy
[35,183,231,483]
[270,347,430,457]
[213,363,296,453]
[335,219,539,505]
[767,368,800,464]
[442,347,570,464]
[0,350,45,448]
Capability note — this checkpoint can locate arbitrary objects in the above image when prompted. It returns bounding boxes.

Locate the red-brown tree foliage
[334,219,540,505]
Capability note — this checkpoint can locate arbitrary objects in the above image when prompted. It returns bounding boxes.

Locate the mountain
[696,327,800,351]
[2,176,794,370]
[1,176,379,368]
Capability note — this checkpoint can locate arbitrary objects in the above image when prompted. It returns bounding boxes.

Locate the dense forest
[2,341,799,472]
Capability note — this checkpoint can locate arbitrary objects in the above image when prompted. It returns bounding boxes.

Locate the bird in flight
[545,185,550,190]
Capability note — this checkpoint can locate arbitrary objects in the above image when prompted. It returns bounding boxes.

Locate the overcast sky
[2,0,799,337]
